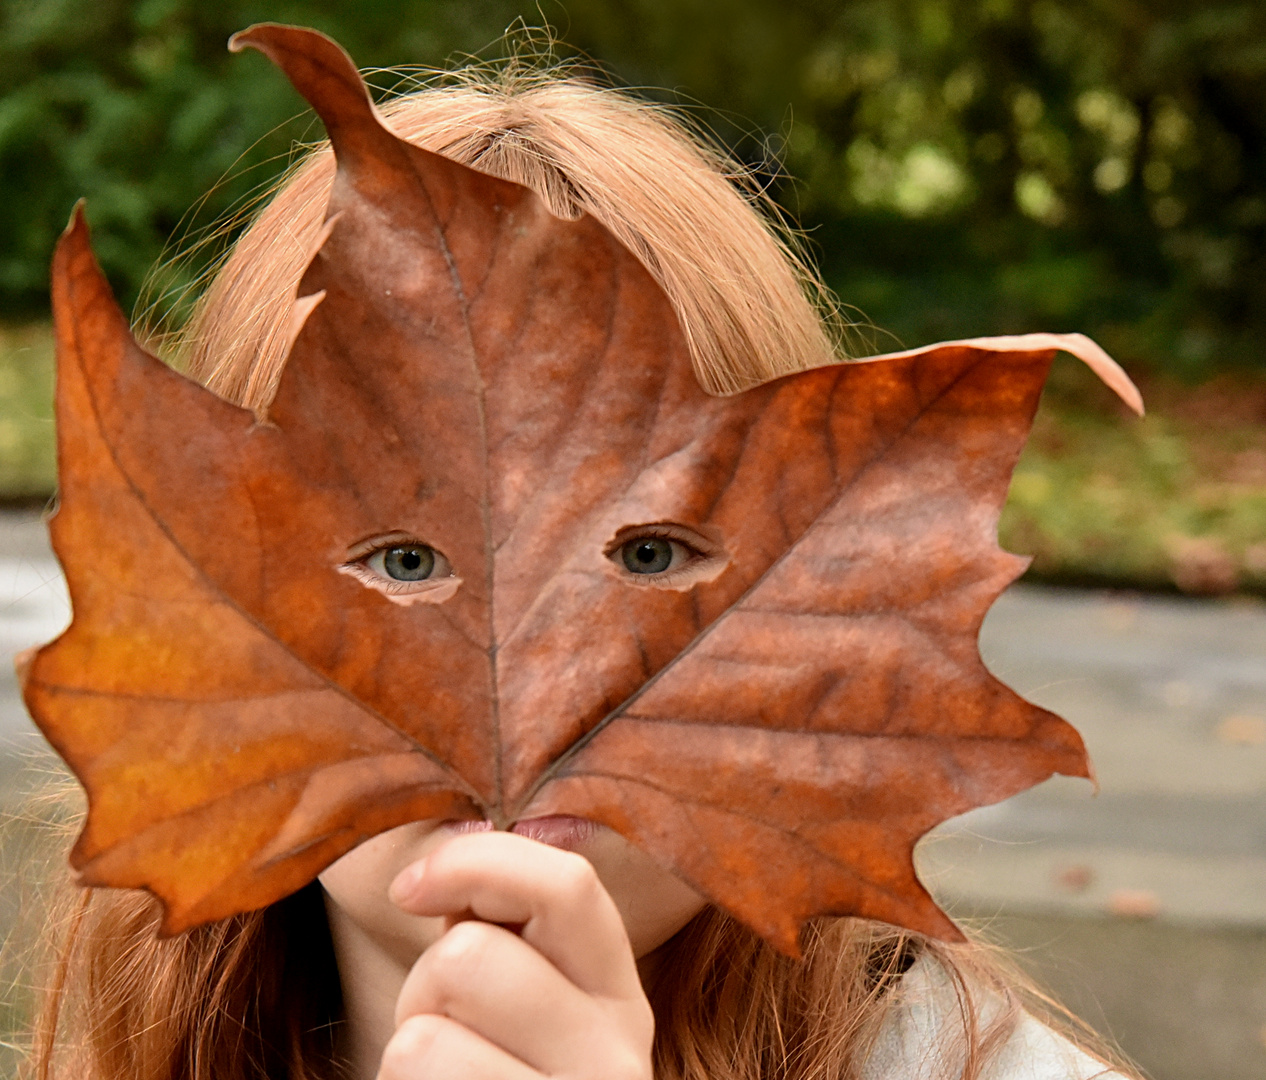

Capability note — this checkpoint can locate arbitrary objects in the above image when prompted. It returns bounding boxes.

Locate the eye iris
[383,545,434,581]
[622,537,673,575]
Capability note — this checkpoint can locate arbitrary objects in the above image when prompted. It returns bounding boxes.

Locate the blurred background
[0,1,1262,1077]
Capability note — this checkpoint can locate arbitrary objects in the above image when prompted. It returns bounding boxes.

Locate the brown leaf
[25,24,1142,952]
[1215,715,1266,746]
[1054,864,1095,893]
[1166,534,1239,595]
[1106,889,1162,920]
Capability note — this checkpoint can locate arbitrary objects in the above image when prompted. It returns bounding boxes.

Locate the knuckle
[554,851,599,899]
[611,998,655,1059]
[604,1046,653,1080]
[379,1014,447,1077]
[422,839,464,880]
[630,998,656,1047]
[428,920,495,984]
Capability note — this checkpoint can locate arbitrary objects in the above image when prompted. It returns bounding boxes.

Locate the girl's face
[319,816,707,972]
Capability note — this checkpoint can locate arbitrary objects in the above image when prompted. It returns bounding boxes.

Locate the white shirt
[862,955,1128,1080]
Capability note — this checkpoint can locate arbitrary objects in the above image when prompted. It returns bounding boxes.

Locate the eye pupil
[622,537,673,575]
[384,545,434,581]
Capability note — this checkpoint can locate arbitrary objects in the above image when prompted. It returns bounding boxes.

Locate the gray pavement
[0,510,68,774]
[927,585,1266,1079]
[0,508,1263,1078]
[925,585,1266,929]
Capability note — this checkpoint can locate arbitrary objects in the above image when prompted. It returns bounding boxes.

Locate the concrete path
[925,584,1266,928]
[1,508,1263,1077]
[0,510,68,773]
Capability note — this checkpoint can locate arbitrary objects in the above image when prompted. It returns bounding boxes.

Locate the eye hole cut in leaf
[25,24,1142,953]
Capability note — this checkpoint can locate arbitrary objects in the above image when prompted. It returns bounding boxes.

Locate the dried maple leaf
[25,24,1142,952]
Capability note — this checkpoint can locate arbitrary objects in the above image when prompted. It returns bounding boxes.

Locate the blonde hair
[30,60,1136,1080]
[176,66,844,408]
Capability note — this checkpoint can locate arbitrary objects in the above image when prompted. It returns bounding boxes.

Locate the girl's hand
[378,830,655,1080]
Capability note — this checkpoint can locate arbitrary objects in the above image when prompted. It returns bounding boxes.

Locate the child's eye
[606,523,727,588]
[367,544,440,581]
[338,536,459,605]
[619,536,692,575]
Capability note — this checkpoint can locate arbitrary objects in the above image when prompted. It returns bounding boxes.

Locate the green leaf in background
[1,0,1264,379]
[0,323,53,498]
[1000,364,1266,595]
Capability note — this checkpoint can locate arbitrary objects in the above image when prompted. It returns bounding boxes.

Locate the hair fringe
[143,36,863,405]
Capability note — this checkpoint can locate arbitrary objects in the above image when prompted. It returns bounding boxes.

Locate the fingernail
[389,859,426,905]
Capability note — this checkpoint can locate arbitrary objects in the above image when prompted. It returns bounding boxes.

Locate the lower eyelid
[336,560,462,605]
[375,578,429,594]
[340,548,454,588]
[607,530,728,590]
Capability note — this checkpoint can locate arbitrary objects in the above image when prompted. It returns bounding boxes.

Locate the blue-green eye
[341,536,456,603]
[607,524,724,586]
[364,544,444,583]
[620,537,681,575]
[379,545,435,581]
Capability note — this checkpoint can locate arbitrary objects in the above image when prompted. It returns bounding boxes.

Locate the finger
[395,918,651,1075]
[378,1013,541,1080]
[390,830,640,1000]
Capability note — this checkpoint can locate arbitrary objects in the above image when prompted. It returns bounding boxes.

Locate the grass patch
[1,322,1263,594]
[1002,361,1266,595]
[0,325,55,501]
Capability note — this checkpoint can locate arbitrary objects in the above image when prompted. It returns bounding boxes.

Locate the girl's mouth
[439,815,598,852]
[511,815,598,851]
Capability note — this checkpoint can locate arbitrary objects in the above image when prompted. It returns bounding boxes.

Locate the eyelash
[340,524,723,599]
[339,539,453,594]
[606,523,720,583]
[352,571,428,596]
[629,524,702,551]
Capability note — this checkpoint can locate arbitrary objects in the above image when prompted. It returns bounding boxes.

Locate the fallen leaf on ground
[1054,864,1095,893]
[1166,535,1239,595]
[1216,715,1266,746]
[1107,889,1162,919]
[1244,543,1266,577]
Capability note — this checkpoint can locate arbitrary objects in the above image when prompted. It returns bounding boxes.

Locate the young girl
[28,39,1139,1080]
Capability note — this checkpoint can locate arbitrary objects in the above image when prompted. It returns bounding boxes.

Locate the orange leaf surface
[25,24,1142,952]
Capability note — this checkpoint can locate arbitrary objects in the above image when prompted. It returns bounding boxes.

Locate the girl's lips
[438,815,598,851]
[510,815,598,851]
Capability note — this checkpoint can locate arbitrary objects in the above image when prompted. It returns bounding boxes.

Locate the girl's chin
[437,815,599,852]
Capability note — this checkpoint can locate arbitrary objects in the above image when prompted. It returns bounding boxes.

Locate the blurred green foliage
[1001,362,1266,593]
[0,323,54,496]
[1,0,1264,376]
[0,0,523,323]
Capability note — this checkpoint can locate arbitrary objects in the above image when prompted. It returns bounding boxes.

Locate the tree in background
[1,0,1263,376]
[0,0,523,322]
